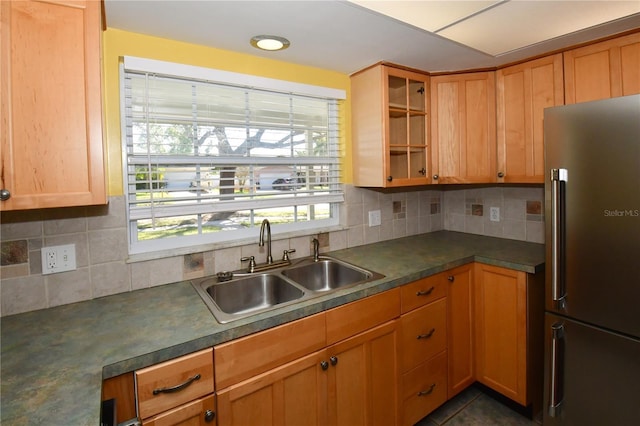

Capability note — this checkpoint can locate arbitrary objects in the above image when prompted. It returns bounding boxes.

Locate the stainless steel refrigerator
[543,94,640,425]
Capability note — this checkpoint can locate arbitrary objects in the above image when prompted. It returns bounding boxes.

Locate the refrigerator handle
[550,168,568,302]
[548,322,565,417]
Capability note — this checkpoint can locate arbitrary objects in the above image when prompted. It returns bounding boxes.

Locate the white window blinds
[121,57,344,254]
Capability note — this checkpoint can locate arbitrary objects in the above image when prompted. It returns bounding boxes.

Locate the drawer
[214,312,326,389]
[401,351,448,426]
[136,348,214,420]
[142,393,216,426]
[326,288,401,345]
[400,274,446,314]
[400,298,447,372]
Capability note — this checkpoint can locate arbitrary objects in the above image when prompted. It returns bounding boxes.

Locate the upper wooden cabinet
[0,0,106,211]
[430,72,497,184]
[564,32,640,104]
[351,64,430,187]
[496,54,564,183]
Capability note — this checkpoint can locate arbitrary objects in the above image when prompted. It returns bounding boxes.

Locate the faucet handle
[312,238,320,262]
[241,256,256,273]
[282,249,296,261]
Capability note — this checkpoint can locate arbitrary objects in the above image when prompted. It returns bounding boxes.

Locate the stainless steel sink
[192,274,305,323]
[282,257,384,292]
[192,256,384,323]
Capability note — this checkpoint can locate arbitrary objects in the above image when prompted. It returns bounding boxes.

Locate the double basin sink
[192,256,384,323]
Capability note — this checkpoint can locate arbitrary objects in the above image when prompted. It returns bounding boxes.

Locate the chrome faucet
[259,219,273,264]
[312,238,320,262]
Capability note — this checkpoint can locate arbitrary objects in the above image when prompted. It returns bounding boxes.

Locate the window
[120,57,345,255]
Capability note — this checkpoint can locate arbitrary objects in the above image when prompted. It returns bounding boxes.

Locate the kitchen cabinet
[326,320,399,426]
[445,264,475,399]
[351,63,430,187]
[564,32,640,104]
[0,0,106,211]
[473,263,544,410]
[399,274,448,425]
[430,72,497,184]
[216,350,328,426]
[496,54,564,183]
[216,289,401,426]
[135,348,216,425]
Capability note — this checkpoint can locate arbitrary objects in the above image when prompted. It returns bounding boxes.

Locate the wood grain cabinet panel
[445,264,475,399]
[474,264,527,404]
[327,320,400,426]
[401,351,447,426]
[430,72,497,184]
[496,54,564,183]
[400,298,447,373]
[564,32,640,104]
[216,350,328,426]
[142,394,216,426]
[136,349,214,420]
[0,0,106,210]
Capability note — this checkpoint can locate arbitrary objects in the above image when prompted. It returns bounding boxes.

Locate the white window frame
[120,56,346,256]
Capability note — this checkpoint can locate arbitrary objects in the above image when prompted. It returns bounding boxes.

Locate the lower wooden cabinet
[216,289,401,426]
[473,263,544,410]
[216,350,328,426]
[142,394,216,426]
[102,262,544,425]
[401,351,448,426]
[327,320,399,426]
[134,348,216,426]
[445,264,475,399]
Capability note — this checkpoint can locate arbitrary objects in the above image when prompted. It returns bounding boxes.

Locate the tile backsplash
[0,185,543,316]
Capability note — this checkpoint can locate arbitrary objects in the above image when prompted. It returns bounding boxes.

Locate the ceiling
[104,1,640,74]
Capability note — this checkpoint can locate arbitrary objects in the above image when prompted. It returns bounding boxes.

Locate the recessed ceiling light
[250,35,290,51]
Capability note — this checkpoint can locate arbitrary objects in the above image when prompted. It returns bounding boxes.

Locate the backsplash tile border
[0,185,543,316]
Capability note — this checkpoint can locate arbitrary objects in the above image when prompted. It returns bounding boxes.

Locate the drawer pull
[418,383,436,396]
[416,286,435,296]
[417,328,435,340]
[152,373,201,395]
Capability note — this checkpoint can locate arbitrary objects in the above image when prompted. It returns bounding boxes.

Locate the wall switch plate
[490,207,500,222]
[41,244,77,275]
[368,210,381,227]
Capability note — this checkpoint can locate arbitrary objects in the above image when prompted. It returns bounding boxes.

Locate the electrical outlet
[490,207,500,222]
[368,210,381,227]
[42,244,76,275]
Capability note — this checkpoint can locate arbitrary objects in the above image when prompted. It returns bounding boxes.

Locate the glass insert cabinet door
[386,71,429,184]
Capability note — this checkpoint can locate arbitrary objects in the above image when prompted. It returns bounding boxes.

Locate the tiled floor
[416,385,541,425]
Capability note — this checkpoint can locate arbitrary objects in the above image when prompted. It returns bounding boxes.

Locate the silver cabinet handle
[550,168,568,302]
[548,322,565,417]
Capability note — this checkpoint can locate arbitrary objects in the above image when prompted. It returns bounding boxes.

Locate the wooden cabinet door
[474,263,528,406]
[445,264,475,399]
[0,0,106,210]
[430,72,496,184]
[216,350,328,426]
[351,64,430,187]
[496,54,564,183]
[327,320,399,426]
[564,32,640,104]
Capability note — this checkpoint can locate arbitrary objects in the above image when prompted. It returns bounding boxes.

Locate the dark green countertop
[0,231,544,425]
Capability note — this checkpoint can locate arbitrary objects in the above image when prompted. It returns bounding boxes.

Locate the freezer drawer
[543,313,640,425]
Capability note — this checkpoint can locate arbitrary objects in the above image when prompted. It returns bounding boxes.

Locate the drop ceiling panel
[438,0,640,56]
[349,1,502,32]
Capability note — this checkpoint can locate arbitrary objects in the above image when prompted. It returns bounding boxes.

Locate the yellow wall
[102,28,352,195]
